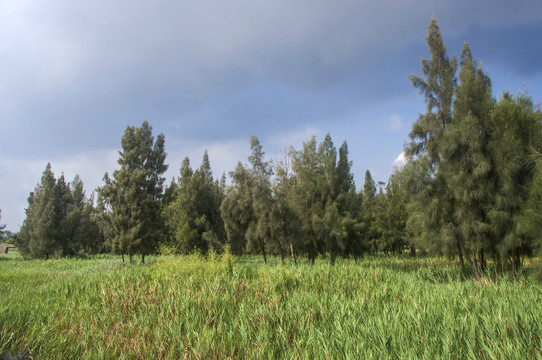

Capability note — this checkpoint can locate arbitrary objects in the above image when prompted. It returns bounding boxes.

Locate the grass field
[1,253,541,359]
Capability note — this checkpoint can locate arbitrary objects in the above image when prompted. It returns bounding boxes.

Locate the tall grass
[1,253,541,359]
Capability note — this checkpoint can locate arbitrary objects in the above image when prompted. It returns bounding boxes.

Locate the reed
[1,254,540,359]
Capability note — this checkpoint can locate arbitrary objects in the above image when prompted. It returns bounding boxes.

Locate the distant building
[0,244,16,254]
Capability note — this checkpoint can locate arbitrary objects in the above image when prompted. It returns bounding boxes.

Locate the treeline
[402,18,542,278]
[17,165,104,258]
[16,18,542,277]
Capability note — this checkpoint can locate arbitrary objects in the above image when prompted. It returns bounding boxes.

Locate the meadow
[1,253,541,359]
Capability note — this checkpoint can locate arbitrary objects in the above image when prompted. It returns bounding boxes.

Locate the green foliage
[99,121,168,263]
[407,17,457,162]
[270,152,300,264]
[440,42,494,278]
[18,164,101,259]
[166,153,225,254]
[221,162,254,255]
[289,135,362,263]
[156,241,181,256]
[245,136,274,263]
[404,18,542,276]
[405,17,459,261]
[490,93,542,274]
[372,173,409,255]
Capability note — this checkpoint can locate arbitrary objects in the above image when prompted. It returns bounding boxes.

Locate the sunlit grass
[1,253,541,359]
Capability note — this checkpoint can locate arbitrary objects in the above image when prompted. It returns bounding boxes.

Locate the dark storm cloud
[456,21,542,77]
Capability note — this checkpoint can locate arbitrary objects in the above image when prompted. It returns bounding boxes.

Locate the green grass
[1,253,541,359]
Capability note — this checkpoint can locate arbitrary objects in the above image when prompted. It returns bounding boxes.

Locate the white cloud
[165,137,250,182]
[378,114,403,130]
[268,126,322,149]
[0,149,119,231]
[392,151,407,170]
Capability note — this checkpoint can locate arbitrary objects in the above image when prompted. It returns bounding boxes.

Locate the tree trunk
[470,249,480,280]
[479,248,487,275]
[512,248,522,277]
[121,253,125,263]
[457,242,466,280]
[410,245,416,257]
[260,238,267,264]
[290,242,297,265]
[521,245,525,273]
[280,249,284,265]
[141,253,145,264]
[457,240,465,273]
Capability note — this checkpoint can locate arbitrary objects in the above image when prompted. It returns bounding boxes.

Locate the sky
[1,0,542,232]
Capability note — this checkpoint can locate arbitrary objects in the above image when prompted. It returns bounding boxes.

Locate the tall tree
[289,135,361,263]
[18,163,59,259]
[362,170,378,253]
[53,174,73,254]
[100,121,168,263]
[335,141,364,260]
[290,137,325,263]
[316,134,341,263]
[62,176,103,256]
[19,165,102,258]
[221,162,254,255]
[490,93,542,275]
[93,191,114,253]
[167,153,225,254]
[407,17,457,162]
[270,149,299,264]
[246,136,273,263]
[405,17,458,259]
[373,174,409,255]
[441,43,494,278]
[522,149,542,278]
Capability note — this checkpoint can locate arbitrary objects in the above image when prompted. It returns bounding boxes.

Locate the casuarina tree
[100,121,168,263]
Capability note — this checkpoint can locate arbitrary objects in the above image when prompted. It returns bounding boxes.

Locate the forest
[9,18,542,280]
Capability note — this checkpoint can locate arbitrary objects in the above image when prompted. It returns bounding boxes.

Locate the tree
[221,162,254,255]
[490,93,542,275]
[373,174,409,255]
[246,136,273,263]
[405,17,458,260]
[440,43,494,278]
[362,170,379,253]
[93,191,114,253]
[270,149,299,264]
[18,163,59,259]
[62,176,103,256]
[290,137,325,263]
[53,174,72,254]
[335,142,364,260]
[19,164,102,258]
[522,148,542,278]
[167,152,225,254]
[316,134,341,263]
[288,135,361,264]
[100,121,168,263]
[407,17,457,162]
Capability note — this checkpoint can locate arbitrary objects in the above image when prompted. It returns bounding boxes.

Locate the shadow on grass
[0,253,22,261]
